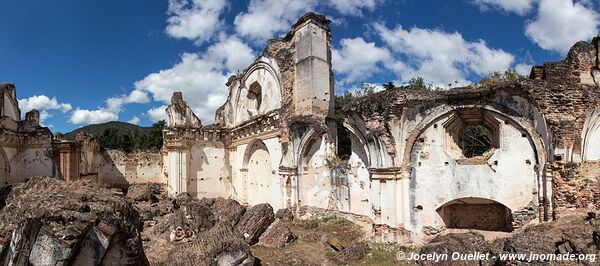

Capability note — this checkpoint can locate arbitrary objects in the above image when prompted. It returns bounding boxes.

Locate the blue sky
[1,0,598,132]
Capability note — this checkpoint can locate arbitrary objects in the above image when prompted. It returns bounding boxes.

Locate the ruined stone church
[1,12,600,244]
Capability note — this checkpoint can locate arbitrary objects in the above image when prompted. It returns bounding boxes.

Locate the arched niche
[407,107,540,233]
[298,134,330,209]
[582,109,600,161]
[232,59,282,126]
[436,197,513,232]
[241,139,280,209]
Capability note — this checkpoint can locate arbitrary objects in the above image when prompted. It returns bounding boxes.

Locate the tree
[93,120,165,152]
[335,92,354,158]
[407,77,427,90]
[383,81,396,91]
[479,69,523,86]
[146,120,166,151]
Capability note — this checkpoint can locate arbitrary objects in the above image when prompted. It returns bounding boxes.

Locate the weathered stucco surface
[1,12,600,246]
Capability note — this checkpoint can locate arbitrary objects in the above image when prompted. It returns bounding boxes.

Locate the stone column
[167,147,189,196]
[55,141,81,181]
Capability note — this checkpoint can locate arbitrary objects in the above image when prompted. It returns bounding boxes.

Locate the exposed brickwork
[552,161,600,218]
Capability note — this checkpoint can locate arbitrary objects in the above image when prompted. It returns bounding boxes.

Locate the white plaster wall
[299,136,331,209]
[189,143,229,199]
[409,115,537,234]
[3,94,19,122]
[583,109,600,161]
[231,143,248,202]
[20,147,54,179]
[346,134,374,218]
[234,137,284,210]
[3,147,54,184]
[98,150,164,186]
[230,60,282,127]
[167,149,188,195]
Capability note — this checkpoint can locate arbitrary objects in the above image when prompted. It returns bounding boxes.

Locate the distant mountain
[62,121,150,140]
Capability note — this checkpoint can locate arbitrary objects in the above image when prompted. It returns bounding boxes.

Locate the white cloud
[147,106,168,122]
[207,34,256,73]
[234,0,317,42]
[135,37,254,123]
[473,0,537,15]
[127,116,141,125]
[106,89,150,113]
[135,53,227,122]
[69,108,118,125]
[69,89,151,126]
[525,0,599,54]
[332,38,392,84]
[18,95,72,114]
[166,0,229,44]
[372,23,514,86]
[515,63,533,75]
[18,95,72,126]
[328,0,381,16]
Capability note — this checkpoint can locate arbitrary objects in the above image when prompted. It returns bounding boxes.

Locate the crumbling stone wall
[0,84,57,186]
[343,37,600,243]
[163,12,337,214]
[97,150,164,187]
[552,161,600,217]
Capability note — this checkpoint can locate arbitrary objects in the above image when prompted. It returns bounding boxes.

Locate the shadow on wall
[97,150,128,191]
[436,197,513,232]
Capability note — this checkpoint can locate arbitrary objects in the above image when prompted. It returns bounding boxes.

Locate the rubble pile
[0,177,148,265]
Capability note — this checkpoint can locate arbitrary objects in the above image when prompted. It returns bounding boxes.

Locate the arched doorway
[299,137,329,209]
[244,140,277,207]
[437,197,513,232]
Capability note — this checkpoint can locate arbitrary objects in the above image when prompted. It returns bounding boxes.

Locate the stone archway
[299,137,330,209]
[437,197,513,232]
[244,140,275,206]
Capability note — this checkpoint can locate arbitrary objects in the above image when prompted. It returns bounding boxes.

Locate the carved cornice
[368,167,404,180]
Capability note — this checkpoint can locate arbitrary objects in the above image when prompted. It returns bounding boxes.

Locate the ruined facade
[1,12,599,245]
[0,84,57,185]
[160,13,600,244]
[163,13,336,212]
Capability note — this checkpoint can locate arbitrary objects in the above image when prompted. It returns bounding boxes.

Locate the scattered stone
[212,197,246,225]
[258,221,297,248]
[333,242,369,263]
[0,177,148,265]
[275,208,294,221]
[236,203,275,245]
[419,232,493,266]
[126,183,163,202]
[162,221,256,266]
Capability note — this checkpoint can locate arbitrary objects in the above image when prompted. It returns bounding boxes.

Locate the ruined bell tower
[291,13,334,119]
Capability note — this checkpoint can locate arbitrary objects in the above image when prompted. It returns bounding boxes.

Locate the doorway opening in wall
[248,81,262,116]
[436,197,513,232]
[459,124,493,158]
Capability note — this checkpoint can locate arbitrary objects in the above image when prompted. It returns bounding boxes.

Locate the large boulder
[126,183,163,202]
[236,203,275,245]
[275,208,294,221]
[0,177,148,265]
[258,221,296,248]
[211,197,246,225]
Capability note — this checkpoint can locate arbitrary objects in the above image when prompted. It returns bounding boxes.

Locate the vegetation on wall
[478,69,523,86]
[334,69,522,157]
